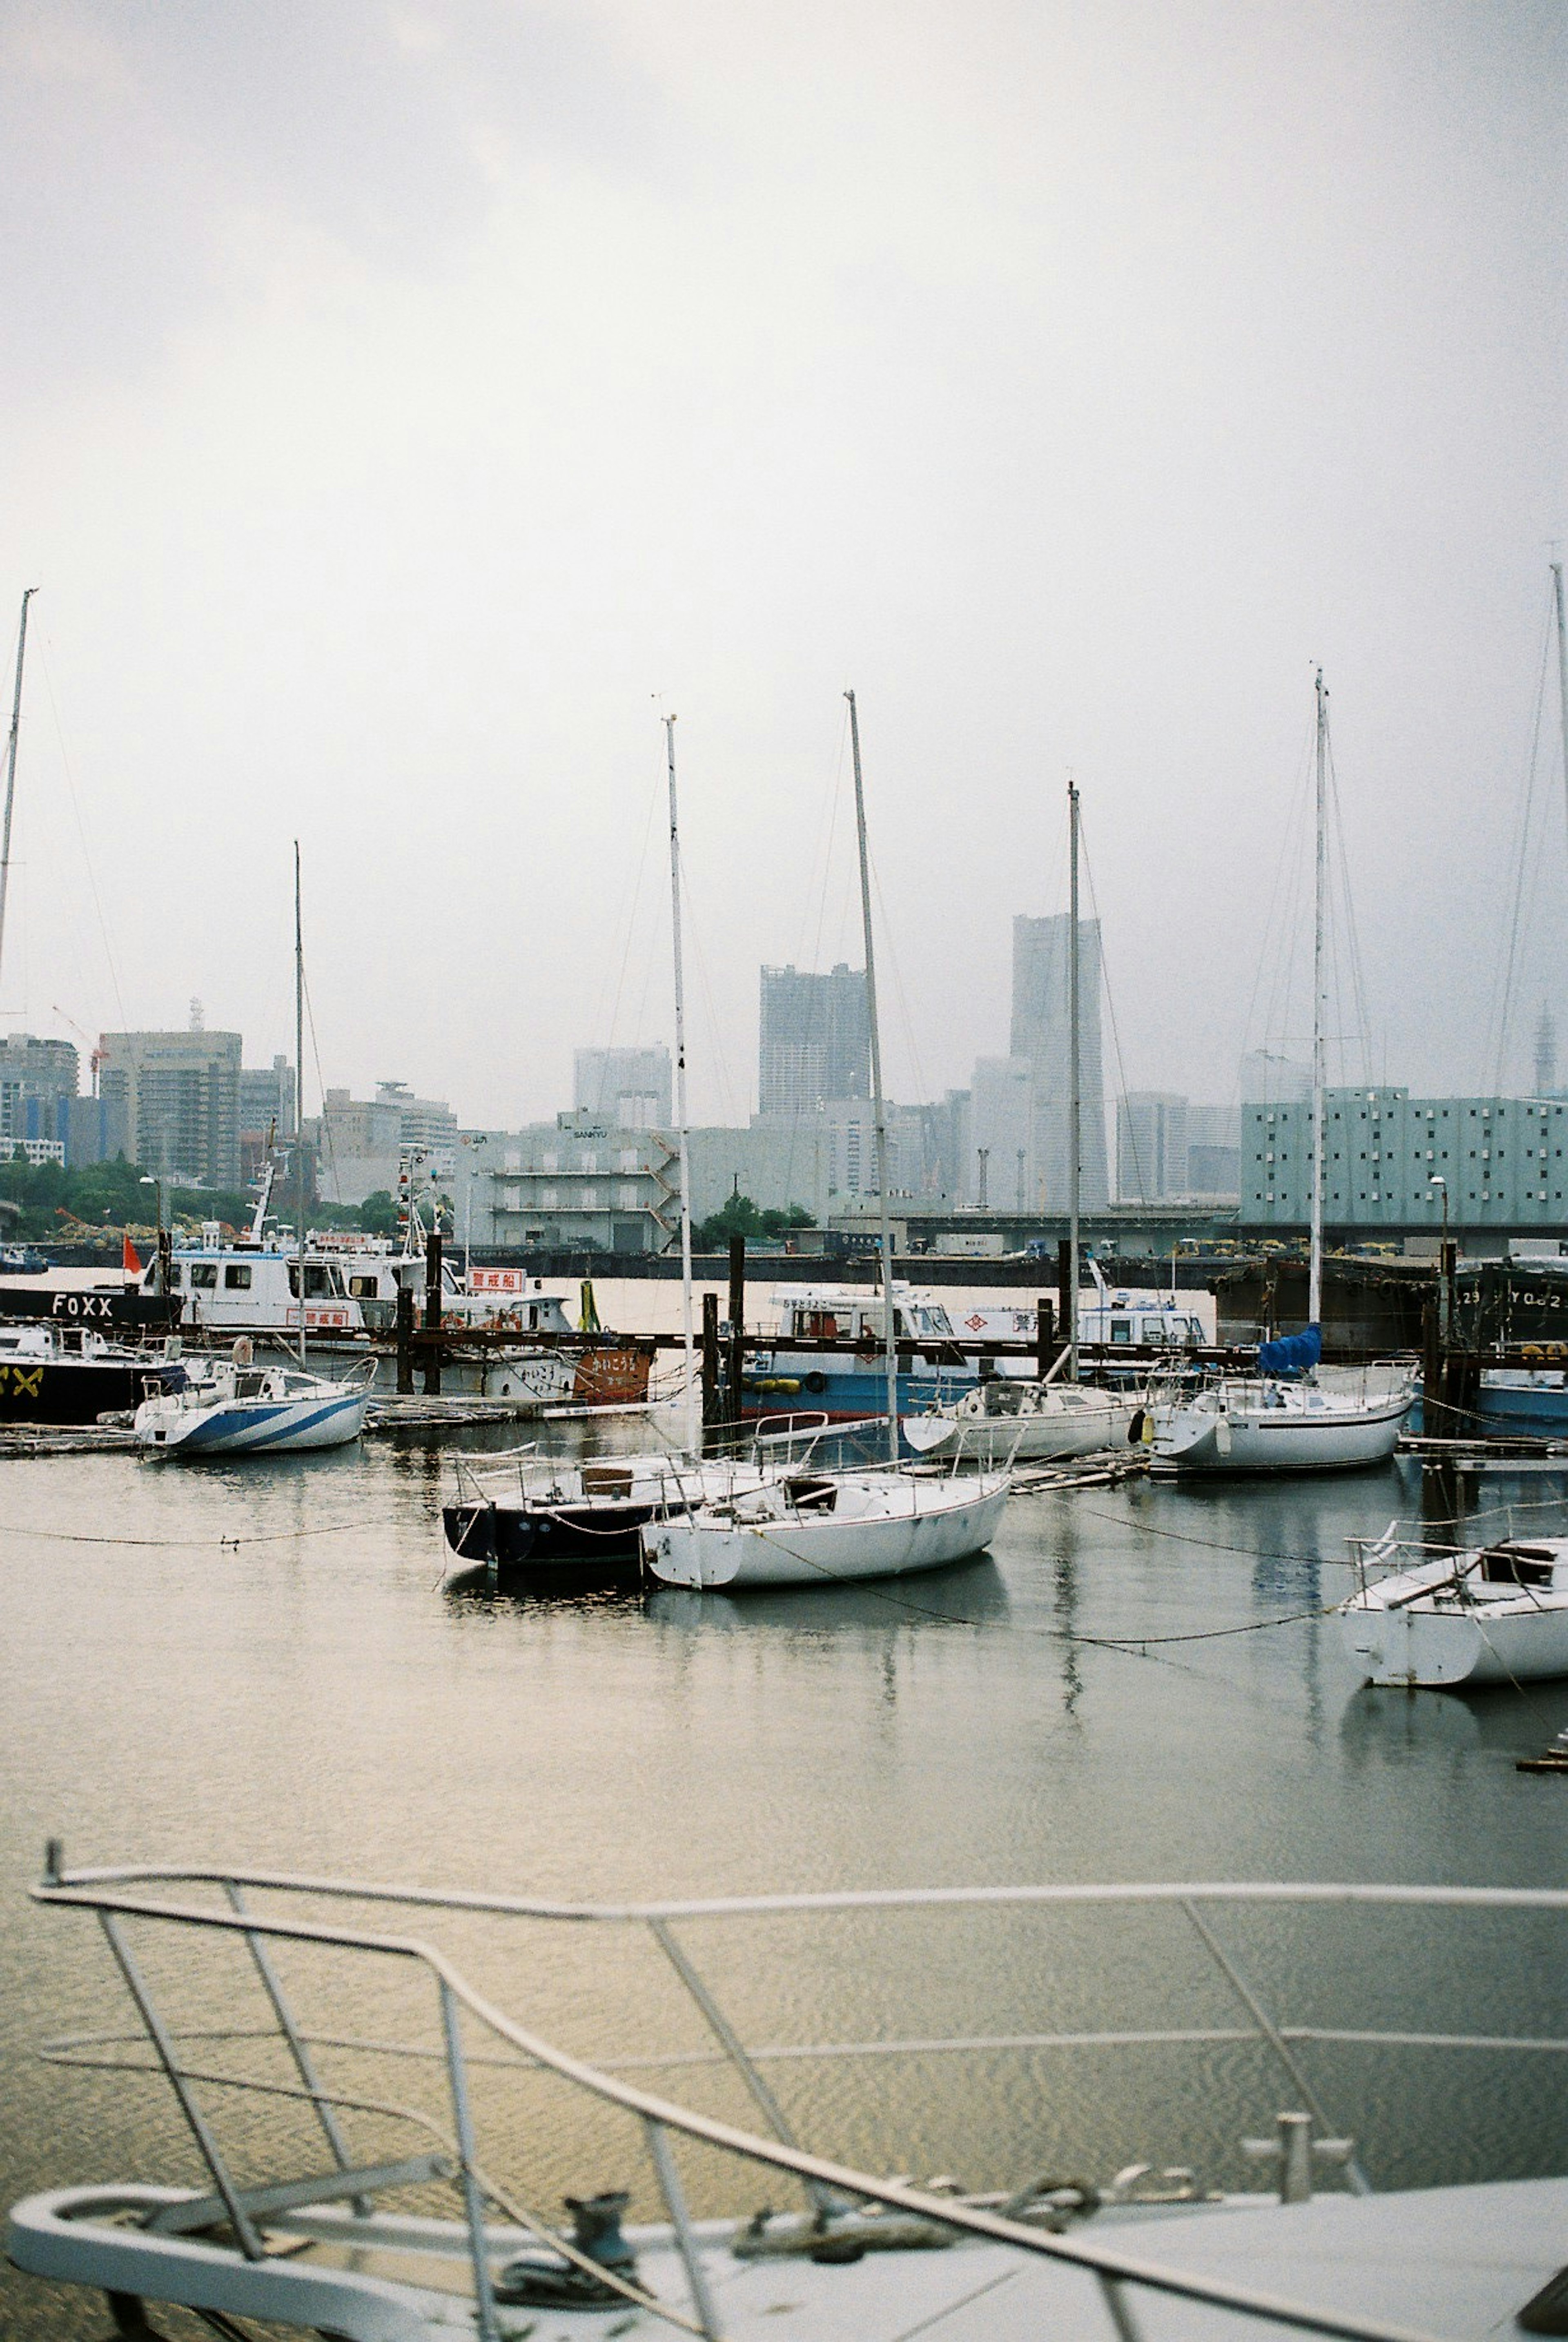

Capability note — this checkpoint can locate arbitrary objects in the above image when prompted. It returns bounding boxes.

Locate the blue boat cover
[1257,1324,1322,1378]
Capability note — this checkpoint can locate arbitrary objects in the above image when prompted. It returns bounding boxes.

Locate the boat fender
[804,1370,828,1395]
[1215,1415,1232,1457]
[1128,1408,1147,1445]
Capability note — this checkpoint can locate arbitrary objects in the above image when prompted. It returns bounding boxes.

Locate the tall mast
[846,689,898,1462]
[1552,565,1568,856]
[1310,669,1327,1328]
[665,715,698,1457]
[295,840,307,1367]
[0,588,38,1005]
[1067,776,1081,1382]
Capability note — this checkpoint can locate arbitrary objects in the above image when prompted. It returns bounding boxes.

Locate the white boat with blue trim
[133,1343,373,1455]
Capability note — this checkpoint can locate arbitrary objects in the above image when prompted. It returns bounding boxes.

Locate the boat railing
[24,1854,1567,2342]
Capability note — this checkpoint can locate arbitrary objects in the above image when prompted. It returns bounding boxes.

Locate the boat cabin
[773,1285,958,1344]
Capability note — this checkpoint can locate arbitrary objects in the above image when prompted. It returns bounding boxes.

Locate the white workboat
[134,1349,374,1455]
[643,1462,1011,1588]
[1340,1533,1568,1687]
[1147,1368,1416,1475]
[10,1855,1568,2342]
[905,1377,1132,1461]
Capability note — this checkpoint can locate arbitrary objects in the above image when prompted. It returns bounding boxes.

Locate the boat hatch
[1481,1546,1556,1587]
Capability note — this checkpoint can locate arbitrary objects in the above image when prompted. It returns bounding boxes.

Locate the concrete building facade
[1245,1087,1568,1228]
[99,1028,242,1187]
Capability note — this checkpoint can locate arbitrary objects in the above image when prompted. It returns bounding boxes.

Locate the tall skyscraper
[970,1056,1035,1210]
[1535,1005,1558,1097]
[1009,915,1108,1208]
[573,1046,673,1130]
[758,963,870,1118]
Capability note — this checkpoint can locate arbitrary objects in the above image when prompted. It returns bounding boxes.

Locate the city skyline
[0,8,1560,1131]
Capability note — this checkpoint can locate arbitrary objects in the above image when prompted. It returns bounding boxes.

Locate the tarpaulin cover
[1257,1324,1322,1378]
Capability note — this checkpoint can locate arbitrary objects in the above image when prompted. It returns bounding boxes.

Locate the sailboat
[1148,674,1416,1475]
[644,692,1010,1589]
[442,720,780,1572]
[906,778,1131,1464]
[134,849,372,1458]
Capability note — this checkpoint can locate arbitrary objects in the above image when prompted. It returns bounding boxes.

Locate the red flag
[122,1232,143,1278]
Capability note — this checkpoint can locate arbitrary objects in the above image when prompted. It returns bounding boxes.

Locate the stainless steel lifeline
[25,1854,1568,2342]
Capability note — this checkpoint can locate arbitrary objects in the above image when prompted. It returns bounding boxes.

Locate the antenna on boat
[1068,774,1081,1384]
[1310,671,1327,1331]
[846,690,899,1464]
[664,716,698,1457]
[294,840,307,1368]
[0,587,38,1007]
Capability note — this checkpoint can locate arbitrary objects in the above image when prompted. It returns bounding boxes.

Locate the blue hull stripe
[176,1397,363,1453]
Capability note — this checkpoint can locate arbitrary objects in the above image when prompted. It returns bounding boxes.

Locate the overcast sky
[1,0,1563,1130]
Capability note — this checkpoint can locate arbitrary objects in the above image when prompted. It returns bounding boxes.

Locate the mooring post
[727,1234,746,1442]
[395,1284,415,1395]
[1421,1295,1442,1439]
[701,1290,719,1447]
[1057,1237,1073,1368]
[423,1230,443,1397]
[1036,1296,1054,1380]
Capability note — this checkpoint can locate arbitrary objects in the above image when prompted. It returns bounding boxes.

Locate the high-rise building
[573,1046,673,1131]
[239,1054,296,1143]
[970,1057,1035,1210]
[375,1081,458,1162]
[1117,1092,1189,1202]
[98,1027,242,1186]
[1009,915,1108,1208]
[0,1034,78,1159]
[758,964,869,1118]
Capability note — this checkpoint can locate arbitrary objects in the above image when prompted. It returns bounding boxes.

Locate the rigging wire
[1484,597,1555,1094]
[34,634,127,1028]
[1077,808,1141,1208]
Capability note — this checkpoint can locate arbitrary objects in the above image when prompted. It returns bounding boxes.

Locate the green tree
[692,1193,815,1250]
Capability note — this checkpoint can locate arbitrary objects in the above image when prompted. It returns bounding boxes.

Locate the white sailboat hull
[1150,1385,1413,1474]
[135,1376,370,1455]
[644,1473,1011,1589]
[1340,1541,1568,1686]
[905,1386,1131,1461]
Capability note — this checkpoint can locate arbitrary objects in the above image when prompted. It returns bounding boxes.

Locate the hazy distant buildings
[1536,1006,1558,1096]
[99,1026,242,1187]
[1116,1092,1188,1202]
[1240,1050,1312,1105]
[1187,1104,1241,1197]
[239,1054,296,1143]
[758,963,869,1118]
[971,1057,1036,1210]
[573,1046,672,1131]
[1009,914,1109,1208]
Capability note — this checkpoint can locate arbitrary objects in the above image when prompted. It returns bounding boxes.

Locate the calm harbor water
[3,1429,1566,2335]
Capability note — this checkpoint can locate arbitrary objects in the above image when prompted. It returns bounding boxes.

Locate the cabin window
[288,1264,334,1299]
[1142,1319,1165,1343]
[1111,1317,1132,1343]
[189,1263,218,1290]
[223,1264,252,1290]
[803,1312,839,1339]
[1481,1548,1552,1587]
[348,1275,377,1299]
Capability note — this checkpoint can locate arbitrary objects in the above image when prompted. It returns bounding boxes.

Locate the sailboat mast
[846,690,899,1463]
[294,841,307,1367]
[1067,778,1083,1380]
[1310,669,1328,1328]
[664,716,698,1457]
[1552,565,1568,854]
[0,588,38,1004]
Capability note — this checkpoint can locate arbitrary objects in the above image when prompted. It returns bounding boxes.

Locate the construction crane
[51,1006,105,1096]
